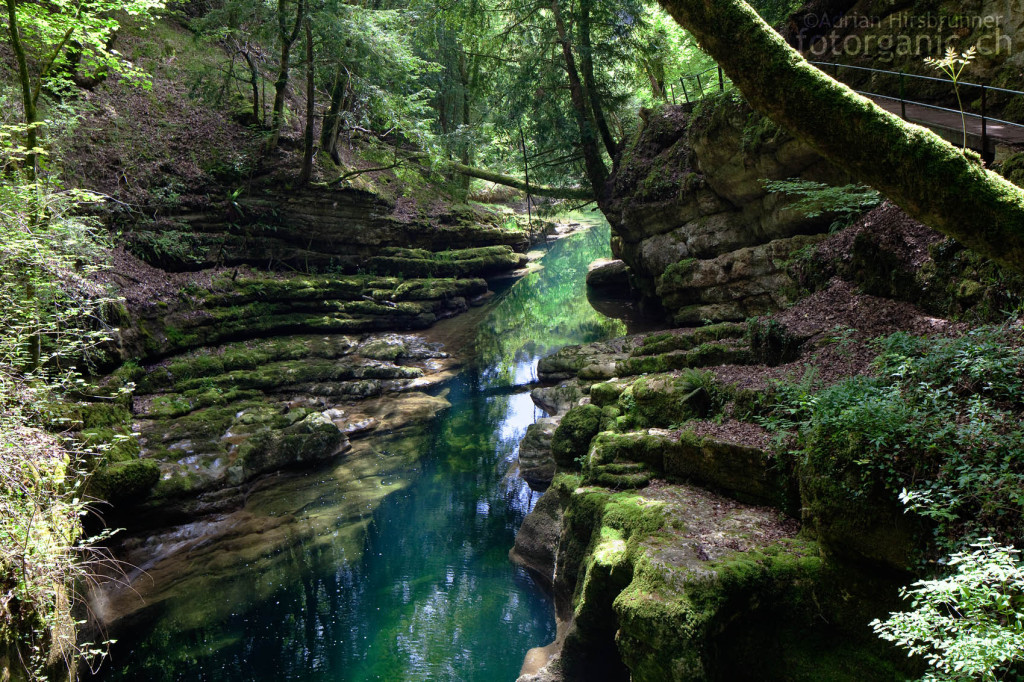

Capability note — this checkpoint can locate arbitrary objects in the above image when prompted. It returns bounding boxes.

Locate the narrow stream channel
[96,214,639,681]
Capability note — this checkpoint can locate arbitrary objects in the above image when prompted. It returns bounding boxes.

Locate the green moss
[79,427,140,463]
[621,371,715,427]
[589,379,630,407]
[90,459,160,502]
[658,258,697,293]
[80,403,132,430]
[551,404,604,468]
[746,317,800,365]
[631,323,747,357]
[614,537,824,680]
[365,245,524,278]
[998,151,1024,188]
[741,110,781,156]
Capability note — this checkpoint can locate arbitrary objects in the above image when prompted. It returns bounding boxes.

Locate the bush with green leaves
[798,326,1024,554]
[764,178,882,231]
[871,538,1024,681]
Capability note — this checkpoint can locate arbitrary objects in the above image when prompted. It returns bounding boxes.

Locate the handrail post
[695,73,704,99]
[899,71,906,120]
[718,65,724,92]
[680,78,691,105]
[981,84,988,156]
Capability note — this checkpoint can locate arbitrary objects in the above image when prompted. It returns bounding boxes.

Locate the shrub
[799,327,1024,554]
[871,539,1024,681]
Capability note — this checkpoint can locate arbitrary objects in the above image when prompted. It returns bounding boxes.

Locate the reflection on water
[96,214,627,682]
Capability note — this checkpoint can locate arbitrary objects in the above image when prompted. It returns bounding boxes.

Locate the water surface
[97,213,629,681]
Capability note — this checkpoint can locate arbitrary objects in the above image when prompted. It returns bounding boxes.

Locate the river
[94,213,641,681]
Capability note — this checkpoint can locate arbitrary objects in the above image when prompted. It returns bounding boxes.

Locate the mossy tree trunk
[451,162,593,200]
[5,0,37,180]
[657,0,1024,274]
[267,0,305,153]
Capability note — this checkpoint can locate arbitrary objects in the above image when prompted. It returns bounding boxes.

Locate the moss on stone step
[551,404,605,468]
[629,323,748,357]
[583,430,795,509]
[364,245,526,278]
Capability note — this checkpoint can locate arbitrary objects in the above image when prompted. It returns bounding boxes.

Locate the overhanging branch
[451,162,594,200]
[658,0,1024,274]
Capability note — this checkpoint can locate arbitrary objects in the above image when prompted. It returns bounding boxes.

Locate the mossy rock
[229,412,348,483]
[627,373,714,427]
[365,245,525,278]
[551,404,605,468]
[630,324,747,357]
[615,343,753,376]
[90,459,161,503]
[746,318,801,366]
[614,538,824,681]
[80,427,141,462]
[586,431,795,510]
[589,379,632,408]
[798,458,921,571]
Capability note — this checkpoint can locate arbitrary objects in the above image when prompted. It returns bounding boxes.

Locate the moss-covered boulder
[551,405,604,468]
[626,372,714,427]
[228,412,348,484]
[539,479,895,682]
[90,459,161,503]
[584,430,795,510]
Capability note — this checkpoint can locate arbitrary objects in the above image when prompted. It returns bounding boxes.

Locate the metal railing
[808,60,1024,153]
[673,65,730,105]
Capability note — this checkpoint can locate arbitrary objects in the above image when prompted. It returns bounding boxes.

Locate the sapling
[924,46,977,151]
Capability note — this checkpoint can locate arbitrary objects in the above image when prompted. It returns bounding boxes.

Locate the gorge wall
[512,91,1024,681]
[602,94,849,324]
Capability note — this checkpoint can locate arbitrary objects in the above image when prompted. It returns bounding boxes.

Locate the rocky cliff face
[513,188,1024,679]
[602,95,848,324]
[128,184,533,271]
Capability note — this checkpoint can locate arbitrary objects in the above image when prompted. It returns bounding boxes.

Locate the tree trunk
[578,0,617,159]
[298,17,314,184]
[321,66,348,162]
[5,0,37,180]
[657,0,1024,274]
[550,0,608,197]
[451,162,593,200]
[267,0,305,152]
[241,46,261,124]
[456,49,472,195]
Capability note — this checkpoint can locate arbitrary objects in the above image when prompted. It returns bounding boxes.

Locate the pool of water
[95,214,631,682]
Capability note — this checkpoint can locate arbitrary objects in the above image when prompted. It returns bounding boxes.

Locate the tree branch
[451,162,594,200]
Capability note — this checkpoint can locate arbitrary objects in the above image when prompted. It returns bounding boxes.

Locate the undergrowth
[0,126,126,680]
[759,325,1024,556]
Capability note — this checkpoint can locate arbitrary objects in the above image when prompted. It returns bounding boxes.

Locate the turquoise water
[96,215,627,682]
